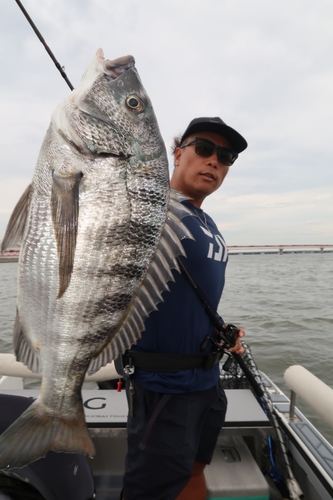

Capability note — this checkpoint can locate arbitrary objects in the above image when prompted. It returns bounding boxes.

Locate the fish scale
[0,49,193,470]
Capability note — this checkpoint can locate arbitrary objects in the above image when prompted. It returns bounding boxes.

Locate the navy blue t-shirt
[133,201,228,393]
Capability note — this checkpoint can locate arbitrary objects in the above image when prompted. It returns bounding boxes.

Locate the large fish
[0,49,192,469]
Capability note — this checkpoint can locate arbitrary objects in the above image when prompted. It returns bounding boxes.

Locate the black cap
[180,117,247,153]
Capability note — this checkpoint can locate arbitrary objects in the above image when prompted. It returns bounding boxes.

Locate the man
[122,117,247,500]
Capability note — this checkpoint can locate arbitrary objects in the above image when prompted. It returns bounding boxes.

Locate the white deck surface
[0,388,269,427]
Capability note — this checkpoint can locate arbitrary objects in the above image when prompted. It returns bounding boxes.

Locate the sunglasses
[180,138,238,166]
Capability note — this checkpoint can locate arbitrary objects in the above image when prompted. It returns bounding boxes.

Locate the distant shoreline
[229,250,333,255]
[1,249,333,263]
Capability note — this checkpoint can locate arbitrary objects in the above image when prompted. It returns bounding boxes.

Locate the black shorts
[123,378,227,500]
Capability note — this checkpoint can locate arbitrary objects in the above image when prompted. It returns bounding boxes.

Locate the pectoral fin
[1,184,31,253]
[51,170,82,299]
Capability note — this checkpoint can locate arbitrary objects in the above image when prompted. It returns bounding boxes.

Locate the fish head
[52,49,165,160]
[46,50,170,300]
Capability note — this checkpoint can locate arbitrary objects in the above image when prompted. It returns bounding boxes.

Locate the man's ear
[174,147,182,167]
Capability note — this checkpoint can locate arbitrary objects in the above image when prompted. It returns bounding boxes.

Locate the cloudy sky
[0,0,332,245]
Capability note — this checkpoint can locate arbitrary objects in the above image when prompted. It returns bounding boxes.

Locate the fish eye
[126,95,145,113]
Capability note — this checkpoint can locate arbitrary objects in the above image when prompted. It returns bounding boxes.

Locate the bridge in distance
[227,244,333,255]
[0,245,333,262]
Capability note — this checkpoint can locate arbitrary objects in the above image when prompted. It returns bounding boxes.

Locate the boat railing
[0,352,118,383]
[284,365,333,429]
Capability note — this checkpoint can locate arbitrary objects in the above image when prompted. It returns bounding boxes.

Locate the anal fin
[13,311,41,375]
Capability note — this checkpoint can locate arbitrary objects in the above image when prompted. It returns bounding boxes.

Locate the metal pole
[289,390,296,420]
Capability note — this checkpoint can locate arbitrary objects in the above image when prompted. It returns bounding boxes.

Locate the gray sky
[1,0,332,245]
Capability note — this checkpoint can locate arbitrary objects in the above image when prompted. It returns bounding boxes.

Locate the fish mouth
[104,55,135,76]
[96,48,135,79]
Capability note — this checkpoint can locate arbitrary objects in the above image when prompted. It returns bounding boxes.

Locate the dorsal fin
[1,184,31,253]
[87,189,194,375]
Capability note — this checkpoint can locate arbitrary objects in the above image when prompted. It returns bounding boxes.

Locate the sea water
[221,252,333,444]
[0,253,332,444]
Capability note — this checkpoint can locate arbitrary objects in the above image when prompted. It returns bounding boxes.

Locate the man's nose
[207,152,219,168]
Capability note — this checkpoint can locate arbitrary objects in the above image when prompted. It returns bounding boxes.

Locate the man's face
[171,131,232,207]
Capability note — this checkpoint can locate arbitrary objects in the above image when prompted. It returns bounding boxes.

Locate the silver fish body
[0,49,192,469]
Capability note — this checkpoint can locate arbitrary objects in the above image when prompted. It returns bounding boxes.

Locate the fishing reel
[200,323,240,370]
[216,323,240,349]
[200,323,239,352]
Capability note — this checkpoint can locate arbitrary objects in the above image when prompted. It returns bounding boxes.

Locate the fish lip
[103,54,136,80]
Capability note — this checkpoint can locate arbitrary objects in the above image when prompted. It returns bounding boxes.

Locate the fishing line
[15,0,74,90]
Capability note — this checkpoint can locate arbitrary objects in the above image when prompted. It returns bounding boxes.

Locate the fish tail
[0,400,95,470]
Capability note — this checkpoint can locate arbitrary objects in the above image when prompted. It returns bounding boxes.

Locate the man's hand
[226,327,245,355]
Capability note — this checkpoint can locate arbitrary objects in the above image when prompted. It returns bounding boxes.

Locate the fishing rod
[176,259,305,497]
[177,257,264,398]
[15,0,74,91]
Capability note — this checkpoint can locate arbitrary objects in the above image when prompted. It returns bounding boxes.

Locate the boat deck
[0,387,271,499]
[88,388,271,499]
[1,373,333,500]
